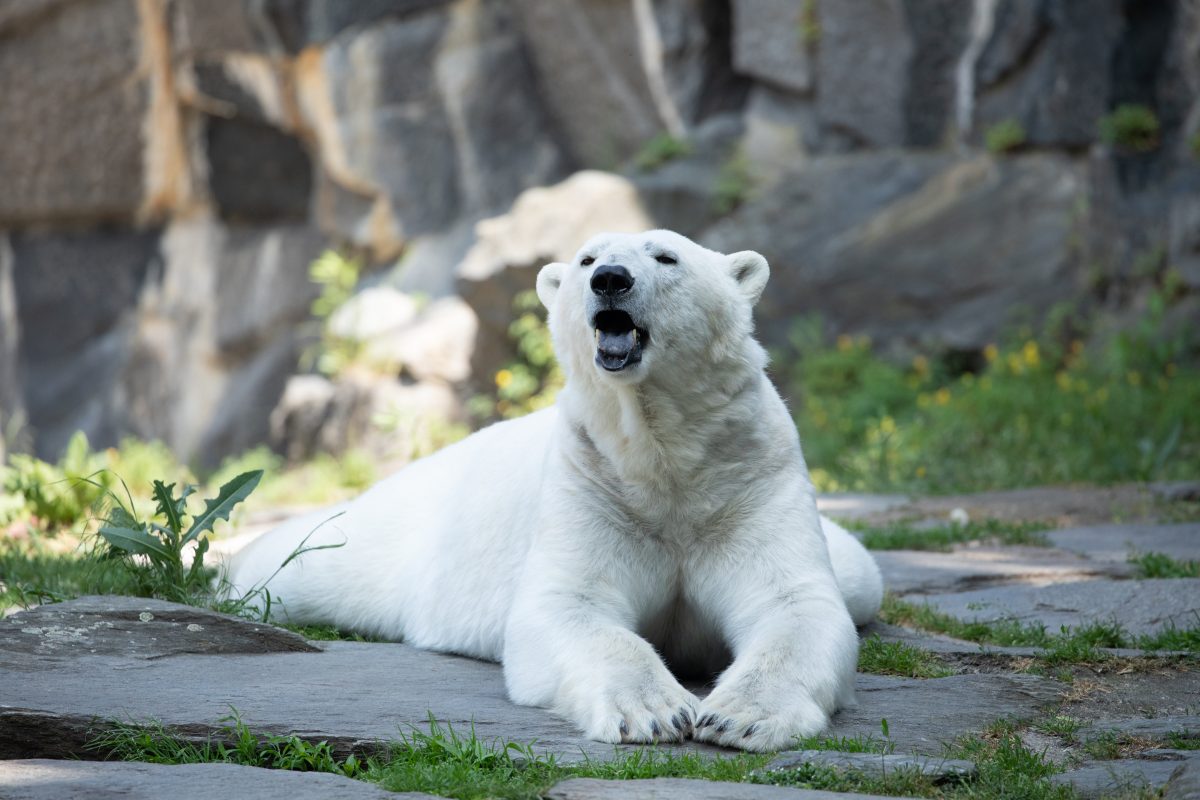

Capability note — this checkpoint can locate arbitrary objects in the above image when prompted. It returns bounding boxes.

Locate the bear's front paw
[692,687,827,752]
[575,673,700,745]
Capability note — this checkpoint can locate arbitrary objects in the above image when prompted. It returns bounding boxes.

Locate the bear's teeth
[594,329,600,346]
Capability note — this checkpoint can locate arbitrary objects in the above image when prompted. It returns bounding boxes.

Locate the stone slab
[874,547,1127,596]
[919,579,1200,637]
[1165,759,1200,800]
[1052,758,1195,799]
[1046,524,1199,564]
[816,494,910,521]
[0,599,1061,762]
[765,750,975,780]
[0,596,317,659]
[545,777,904,800]
[1086,717,1200,739]
[0,759,429,800]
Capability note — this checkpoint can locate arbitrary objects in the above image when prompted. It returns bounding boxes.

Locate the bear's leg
[690,523,859,752]
[502,524,699,744]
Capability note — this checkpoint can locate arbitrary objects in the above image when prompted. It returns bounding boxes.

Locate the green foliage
[798,0,820,45]
[1034,715,1085,742]
[1166,729,1199,750]
[781,307,1200,494]
[0,540,142,612]
[634,133,691,171]
[857,634,954,678]
[1098,104,1160,152]
[949,728,1071,800]
[1128,551,1200,578]
[1191,131,1200,159]
[713,148,754,215]
[985,119,1027,154]
[793,731,894,754]
[1,431,110,528]
[97,471,262,604]
[90,711,362,778]
[468,290,563,422]
[850,519,1049,551]
[305,249,364,377]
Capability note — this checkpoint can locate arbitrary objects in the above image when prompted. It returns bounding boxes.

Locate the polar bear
[226,230,883,752]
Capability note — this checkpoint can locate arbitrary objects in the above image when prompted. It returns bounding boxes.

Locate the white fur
[226,230,883,752]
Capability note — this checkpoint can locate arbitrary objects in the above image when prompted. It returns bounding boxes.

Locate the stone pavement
[1,492,1197,798]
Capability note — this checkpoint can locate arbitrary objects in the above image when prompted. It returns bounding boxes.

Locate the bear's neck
[560,339,796,488]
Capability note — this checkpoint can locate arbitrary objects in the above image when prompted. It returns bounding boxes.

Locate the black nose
[590,264,634,298]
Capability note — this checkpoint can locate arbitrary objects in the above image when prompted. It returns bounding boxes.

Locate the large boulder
[972,0,1124,148]
[702,151,1087,356]
[296,1,567,245]
[730,0,813,93]
[456,171,653,386]
[0,0,164,225]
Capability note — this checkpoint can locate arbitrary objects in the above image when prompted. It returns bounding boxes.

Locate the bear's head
[535,230,769,385]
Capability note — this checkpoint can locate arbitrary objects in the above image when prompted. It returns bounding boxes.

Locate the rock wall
[0,0,1197,463]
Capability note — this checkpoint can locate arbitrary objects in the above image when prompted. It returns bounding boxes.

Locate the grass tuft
[1128,551,1200,578]
[858,634,954,678]
[850,519,1049,551]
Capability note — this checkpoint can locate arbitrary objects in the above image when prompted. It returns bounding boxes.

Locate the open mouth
[592,309,648,372]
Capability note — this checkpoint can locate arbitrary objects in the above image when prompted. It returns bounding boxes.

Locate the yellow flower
[917,393,931,408]
[837,334,854,352]
[1006,353,1024,374]
[1126,371,1142,386]
[879,415,896,435]
[912,355,929,376]
[494,369,513,389]
[934,388,951,406]
[984,344,999,362]
[1056,371,1071,392]
[916,466,927,478]
[1022,340,1040,368]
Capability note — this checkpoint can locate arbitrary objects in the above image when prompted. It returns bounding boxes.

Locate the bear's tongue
[596,328,639,371]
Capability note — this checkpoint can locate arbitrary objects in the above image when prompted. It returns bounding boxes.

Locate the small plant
[1190,131,1200,159]
[97,471,262,604]
[857,634,954,678]
[1166,729,1199,750]
[304,249,364,377]
[634,133,691,171]
[985,119,1027,154]
[1,431,110,529]
[798,0,820,45]
[1035,715,1084,742]
[712,148,754,216]
[792,731,894,754]
[1128,551,1200,578]
[1098,104,1160,152]
[468,290,563,422]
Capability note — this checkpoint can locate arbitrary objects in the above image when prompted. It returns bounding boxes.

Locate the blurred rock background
[1,0,1198,468]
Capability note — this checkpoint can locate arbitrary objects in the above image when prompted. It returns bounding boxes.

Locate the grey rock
[9,229,159,460]
[0,0,148,225]
[816,0,911,147]
[1166,758,1200,800]
[731,0,812,93]
[973,0,1124,147]
[1086,717,1200,740]
[920,579,1200,637]
[0,596,317,660]
[304,2,566,239]
[0,759,424,800]
[1046,524,1200,564]
[205,116,313,223]
[703,152,1086,357]
[873,546,1126,596]
[1052,758,1193,799]
[0,597,1060,762]
[825,674,1060,755]
[546,777,902,800]
[765,750,975,780]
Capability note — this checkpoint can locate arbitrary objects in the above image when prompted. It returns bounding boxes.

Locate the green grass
[793,731,894,754]
[282,623,379,642]
[1128,551,1200,578]
[0,540,142,611]
[90,713,1086,800]
[1098,104,1160,152]
[881,595,1200,657]
[781,301,1199,494]
[858,634,954,678]
[849,519,1049,552]
[634,133,691,171]
[1034,715,1085,743]
[1166,729,1199,750]
[985,119,1027,154]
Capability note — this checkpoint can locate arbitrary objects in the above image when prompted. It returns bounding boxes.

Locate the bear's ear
[726,251,769,304]
[536,262,566,309]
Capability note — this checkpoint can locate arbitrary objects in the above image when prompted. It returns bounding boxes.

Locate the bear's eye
[655,254,677,265]
[580,256,595,267]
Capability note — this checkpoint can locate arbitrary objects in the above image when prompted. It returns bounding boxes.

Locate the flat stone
[545,777,902,800]
[765,750,975,780]
[0,596,317,660]
[824,674,1060,755]
[1046,525,1200,564]
[1165,759,1200,800]
[1052,758,1193,799]
[0,598,1060,762]
[0,759,428,800]
[816,494,911,521]
[919,579,1200,637]
[873,547,1126,596]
